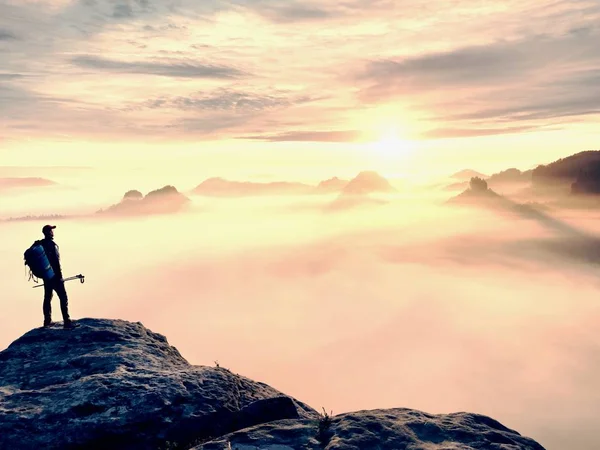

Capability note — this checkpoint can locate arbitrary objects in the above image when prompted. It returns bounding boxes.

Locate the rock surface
[197,408,546,450]
[0,319,317,450]
[0,319,546,450]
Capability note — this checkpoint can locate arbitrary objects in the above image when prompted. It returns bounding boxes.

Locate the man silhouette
[40,225,76,329]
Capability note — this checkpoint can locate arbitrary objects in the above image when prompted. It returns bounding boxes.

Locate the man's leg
[53,279,72,325]
[43,281,53,326]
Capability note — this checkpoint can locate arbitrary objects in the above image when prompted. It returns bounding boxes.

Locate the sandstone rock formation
[0,318,546,450]
[98,185,191,215]
[0,319,316,450]
[198,408,546,450]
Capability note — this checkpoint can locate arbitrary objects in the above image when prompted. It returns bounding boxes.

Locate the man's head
[42,224,56,239]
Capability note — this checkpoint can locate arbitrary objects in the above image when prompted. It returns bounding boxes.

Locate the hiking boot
[43,319,53,328]
[63,320,78,330]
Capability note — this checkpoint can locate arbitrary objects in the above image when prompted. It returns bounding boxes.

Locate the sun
[368,129,416,160]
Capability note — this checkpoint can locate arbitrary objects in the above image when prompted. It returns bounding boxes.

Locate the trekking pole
[33,274,85,288]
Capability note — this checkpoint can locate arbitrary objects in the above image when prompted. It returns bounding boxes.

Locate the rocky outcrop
[0,319,316,450]
[98,185,191,215]
[447,177,503,207]
[123,189,144,200]
[0,319,546,450]
[342,171,395,196]
[197,409,546,450]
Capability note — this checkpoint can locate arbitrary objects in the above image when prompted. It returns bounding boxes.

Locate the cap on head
[42,224,56,235]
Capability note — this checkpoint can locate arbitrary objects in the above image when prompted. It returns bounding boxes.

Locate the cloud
[362,44,530,88]
[449,75,600,122]
[71,55,246,79]
[241,130,364,142]
[61,0,158,26]
[246,2,336,23]
[422,126,542,139]
[360,31,600,94]
[0,30,16,40]
[133,89,293,112]
[112,3,134,18]
[174,114,256,135]
[2,0,600,142]
[358,28,600,129]
[0,74,22,80]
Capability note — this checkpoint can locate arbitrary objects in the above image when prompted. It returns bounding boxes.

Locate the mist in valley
[1,171,600,450]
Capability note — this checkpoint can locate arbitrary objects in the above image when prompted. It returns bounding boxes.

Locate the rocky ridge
[0,318,546,450]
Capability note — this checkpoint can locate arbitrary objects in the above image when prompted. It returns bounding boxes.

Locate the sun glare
[367,129,416,164]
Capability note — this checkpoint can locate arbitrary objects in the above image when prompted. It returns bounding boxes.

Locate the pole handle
[32,274,85,288]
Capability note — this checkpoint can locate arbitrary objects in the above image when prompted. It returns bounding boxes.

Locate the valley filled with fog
[1,167,600,450]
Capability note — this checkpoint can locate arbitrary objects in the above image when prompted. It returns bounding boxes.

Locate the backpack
[24,240,55,281]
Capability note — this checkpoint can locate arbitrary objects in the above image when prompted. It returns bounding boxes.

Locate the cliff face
[0,319,316,450]
[0,318,546,450]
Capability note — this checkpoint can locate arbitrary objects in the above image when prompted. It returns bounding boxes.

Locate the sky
[1,0,599,178]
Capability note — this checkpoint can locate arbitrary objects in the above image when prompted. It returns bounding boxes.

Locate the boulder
[0,319,317,450]
[197,408,546,450]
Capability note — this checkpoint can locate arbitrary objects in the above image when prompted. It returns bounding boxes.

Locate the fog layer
[2,177,599,450]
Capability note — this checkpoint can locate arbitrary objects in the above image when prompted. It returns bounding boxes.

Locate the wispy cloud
[359,31,600,95]
[0,29,16,41]
[244,1,336,23]
[71,55,246,79]
[129,89,296,112]
[1,0,599,145]
[358,27,600,130]
[422,126,542,139]
[242,130,363,142]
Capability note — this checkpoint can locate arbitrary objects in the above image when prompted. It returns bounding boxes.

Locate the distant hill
[315,177,349,193]
[193,177,313,197]
[5,213,69,222]
[451,169,488,180]
[0,177,56,190]
[193,176,355,196]
[532,150,600,185]
[446,168,533,193]
[571,160,600,196]
[488,168,533,185]
[341,171,395,195]
[98,186,190,215]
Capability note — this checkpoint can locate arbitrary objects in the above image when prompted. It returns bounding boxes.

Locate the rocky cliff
[0,319,316,450]
[0,319,546,450]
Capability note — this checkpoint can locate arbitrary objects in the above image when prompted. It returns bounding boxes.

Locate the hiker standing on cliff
[40,225,76,329]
